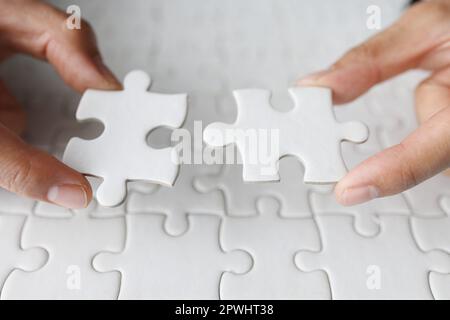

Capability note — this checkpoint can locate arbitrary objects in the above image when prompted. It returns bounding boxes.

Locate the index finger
[0,0,121,92]
[334,105,450,206]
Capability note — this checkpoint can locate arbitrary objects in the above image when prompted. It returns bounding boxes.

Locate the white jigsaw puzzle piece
[0,214,47,298]
[203,87,368,183]
[295,215,450,299]
[220,198,330,299]
[63,70,187,207]
[1,211,125,299]
[93,213,252,299]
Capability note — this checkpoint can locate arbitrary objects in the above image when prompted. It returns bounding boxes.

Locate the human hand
[0,0,121,208]
[297,0,450,206]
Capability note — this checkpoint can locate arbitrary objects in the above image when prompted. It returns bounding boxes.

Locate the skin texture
[298,0,450,206]
[0,0,121,209]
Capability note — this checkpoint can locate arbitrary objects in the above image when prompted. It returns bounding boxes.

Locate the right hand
[297,0,450,206]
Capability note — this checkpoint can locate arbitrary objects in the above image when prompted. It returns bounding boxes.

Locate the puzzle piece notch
[94,213,252,299]
[295,215,450,299]
[220,197,330,299]
[309,186,411,237]
[63,70,187,207]
[0,215,48,297]
[203,87,368,183]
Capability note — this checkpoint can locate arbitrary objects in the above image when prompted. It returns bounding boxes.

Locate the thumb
[0,124,92,208]
[334,105,450,206]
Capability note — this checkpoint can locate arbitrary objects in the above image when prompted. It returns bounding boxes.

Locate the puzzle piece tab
[203,87,368,183]
[63,70,187,207]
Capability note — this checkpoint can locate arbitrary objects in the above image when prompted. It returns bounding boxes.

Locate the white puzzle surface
[0,0,449,300]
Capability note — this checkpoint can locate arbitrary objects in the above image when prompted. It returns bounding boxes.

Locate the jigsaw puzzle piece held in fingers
[203,87,368,183]
[63,70,188,207]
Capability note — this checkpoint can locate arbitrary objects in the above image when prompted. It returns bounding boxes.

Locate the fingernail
[338,185,379,206]
[47,184,88,209]
[93,56,122,89]
[296,69,332,86]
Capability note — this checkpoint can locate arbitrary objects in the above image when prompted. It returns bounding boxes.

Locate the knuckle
[414,79,431,103]
[414,79,427,96]
[70,19,99,52]
[422,0,450,17]
[80,19,93,32]
[56,12,96,39]
[340,42,376,66]
[77,19,95,37]
[1,149,42,194]
[336,42,382,83]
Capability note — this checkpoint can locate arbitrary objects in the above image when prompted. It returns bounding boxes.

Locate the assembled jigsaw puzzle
[0,0,449,301]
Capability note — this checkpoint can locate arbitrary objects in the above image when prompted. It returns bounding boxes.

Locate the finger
[0,81,26,135]
[415,67,450,122]
[0,124,92,208]
[415,66,450,176]
[0,0,121,92]
[297,0,450,104]
[335,105,450,206]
